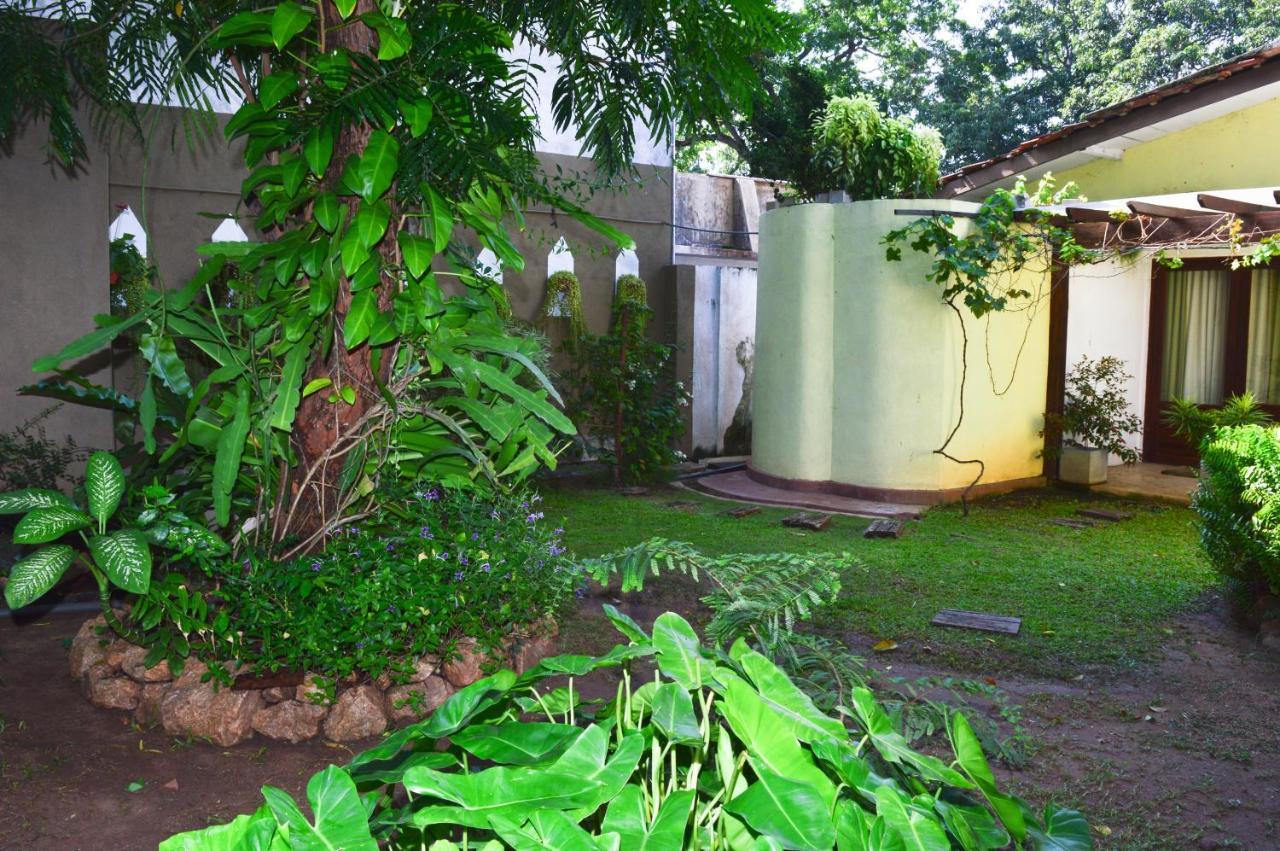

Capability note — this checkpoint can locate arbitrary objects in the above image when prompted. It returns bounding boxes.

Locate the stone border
[69,615,558,746]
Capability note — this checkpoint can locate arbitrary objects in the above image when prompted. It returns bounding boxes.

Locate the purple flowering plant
[218,483,577,682]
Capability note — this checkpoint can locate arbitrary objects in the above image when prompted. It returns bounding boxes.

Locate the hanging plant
[613,273,648,334]
[109,235,153,323]
[539,270,586,343]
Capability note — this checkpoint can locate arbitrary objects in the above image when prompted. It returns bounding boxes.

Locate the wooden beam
[1197,193,1280,214]
[1273,188,1280,205]
[1070,210,1280,248]
[1065,206,1119,223]
[1129,200,1220,219]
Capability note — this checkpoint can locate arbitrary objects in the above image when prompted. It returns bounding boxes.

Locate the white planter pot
[1058,445,1108,485]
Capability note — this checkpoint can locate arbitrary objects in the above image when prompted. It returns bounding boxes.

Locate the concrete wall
[0,118,114,452]
[753,200,1051,499]
[1056,96,1280,199]
[0,116,677,453]
[1065,247,1237,461]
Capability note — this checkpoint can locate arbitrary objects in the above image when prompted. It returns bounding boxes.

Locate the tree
[4,0,786,548]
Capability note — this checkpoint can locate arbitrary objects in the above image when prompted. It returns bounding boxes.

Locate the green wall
[753,200,1050,499]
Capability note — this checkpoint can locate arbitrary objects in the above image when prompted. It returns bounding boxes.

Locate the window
[1247,269,1280,404]
[1160,268,1230,404]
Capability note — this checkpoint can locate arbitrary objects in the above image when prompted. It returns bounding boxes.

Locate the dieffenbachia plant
[2,451,150,637]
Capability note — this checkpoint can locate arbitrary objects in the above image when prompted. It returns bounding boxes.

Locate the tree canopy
[679,0,1280,179]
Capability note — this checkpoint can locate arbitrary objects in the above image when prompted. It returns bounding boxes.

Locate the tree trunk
[281,0,391,547]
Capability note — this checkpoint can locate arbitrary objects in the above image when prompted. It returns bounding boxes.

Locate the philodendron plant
[1,451,149,637]
[161,610,1090,850]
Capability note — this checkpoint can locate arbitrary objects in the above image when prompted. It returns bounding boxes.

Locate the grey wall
[0,108,248,453]
[1,117,677,452]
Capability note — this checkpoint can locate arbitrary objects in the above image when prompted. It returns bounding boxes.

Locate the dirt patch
[0,615,343,850]
[561,588,1280,850]
[2,586,1278,849]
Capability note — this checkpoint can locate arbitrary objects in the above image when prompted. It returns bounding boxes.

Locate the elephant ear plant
[162,611,1090,850]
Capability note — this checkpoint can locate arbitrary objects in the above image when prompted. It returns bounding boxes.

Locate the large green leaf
[874,786,950,851]
[1026,806,1092,851]
[212,386,251,527]
[601,603,651,644]
[0,488,72,515]
[406,766,606,829]
[420,670,517,738]
[85,451,125,527]
[450,722,581,766]
[304,123,335,176]
[262,765,376,851]
[13,505,93,544]
[258,72,297,110]
[934,799,1009,851]
[88,529,152,594]
[3,545,74,609]
[490,811,602,851]
[314,192,341,233]
[357,131,399,203]
[600,785,694,850]
[652,612,708,690]
[720,677,837,809]
[397,231,434,279]
[651,682,702,744]
[725,767,837,851]
[32,312,147,373]
[270,1,312,49]
[269,341,310,431]
[140,333,194,397]
[159,805,285,851]
[343,290,379,348]
[947,712,1025,841]
[851,689,972,789]
[731,641,846,745]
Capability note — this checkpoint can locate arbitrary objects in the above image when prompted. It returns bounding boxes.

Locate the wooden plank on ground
[1076,507,1133,522]
[932,609,1022,635]
[618,486,650,497]
[782,512,831,531]
[1050,518,1096,529]
[726,505,762,518]
[864,519,905,539]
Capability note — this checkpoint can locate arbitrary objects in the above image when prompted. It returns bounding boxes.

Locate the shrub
[1163,392,1273,451]
[1043,355,1142,464]
[566,286,688,483]
[0,406,87,492]
[161,611,1088,850]
[812,95,943,201]
[217,485,579,682]
[539,270,587,344]
[1194,424,1280,594]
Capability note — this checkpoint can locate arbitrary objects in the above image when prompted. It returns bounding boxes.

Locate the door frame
[1143,256,1279,464]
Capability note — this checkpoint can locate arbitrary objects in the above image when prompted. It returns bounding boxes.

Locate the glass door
[1144,260,1280,464]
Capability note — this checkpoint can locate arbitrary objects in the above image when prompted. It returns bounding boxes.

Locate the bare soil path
[2,592,1277,849]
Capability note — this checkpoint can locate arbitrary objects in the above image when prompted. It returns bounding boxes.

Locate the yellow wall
[753,200,1051,497]
[1057,96,1280,199]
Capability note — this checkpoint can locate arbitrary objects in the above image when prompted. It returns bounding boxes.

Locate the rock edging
[68,615,559,745]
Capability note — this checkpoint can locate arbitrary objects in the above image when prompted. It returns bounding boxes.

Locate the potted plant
[1044,355,1142,485]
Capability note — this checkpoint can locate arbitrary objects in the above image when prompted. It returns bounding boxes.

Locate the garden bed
[67,614,558,746]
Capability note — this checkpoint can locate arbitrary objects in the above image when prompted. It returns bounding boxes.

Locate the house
[939,40,1280,466]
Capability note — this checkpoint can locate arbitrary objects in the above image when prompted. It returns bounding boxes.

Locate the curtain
[1161,268,1229,404]
[1248,269,1280,404]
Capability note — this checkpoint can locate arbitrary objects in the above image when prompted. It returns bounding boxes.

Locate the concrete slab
[682,469,924,519]
[1095,463,1196,505]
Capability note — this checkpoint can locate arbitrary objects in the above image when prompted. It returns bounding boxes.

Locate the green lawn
[541,481,1217,678]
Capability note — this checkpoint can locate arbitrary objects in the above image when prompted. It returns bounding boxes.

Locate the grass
[541,481,1217,678]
